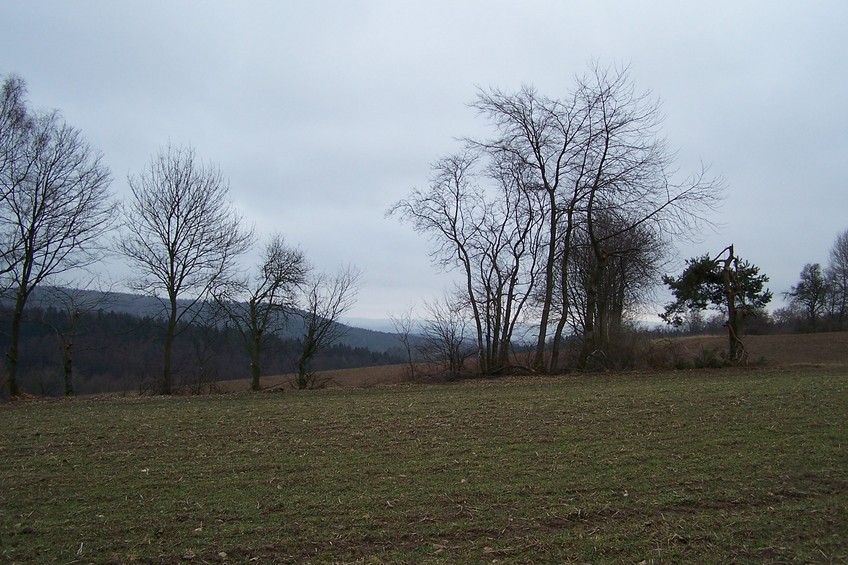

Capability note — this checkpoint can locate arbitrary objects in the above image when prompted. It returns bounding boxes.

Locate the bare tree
[215,234,308,391]
[295,265,360,389]
[389,153,487,371]
[389,305,419,381]
[388,151,545,375]
[573,65,719,368]
[561,215,665,367]
[0,76,114,397]
[825,228,848,328]
[466,64,721,373]
[118,144,253,395]
[785,263,830,331]
[418,292,474,380]
[38,281,116,396]
[469,85,586,373]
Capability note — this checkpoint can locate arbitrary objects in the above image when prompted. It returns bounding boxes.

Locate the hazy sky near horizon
[2,1,847,322]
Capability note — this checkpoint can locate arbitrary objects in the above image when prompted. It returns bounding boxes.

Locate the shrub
[693,346,723,369]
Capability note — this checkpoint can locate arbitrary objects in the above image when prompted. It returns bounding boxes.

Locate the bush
[693,346,723,369]
[646,338,690,370]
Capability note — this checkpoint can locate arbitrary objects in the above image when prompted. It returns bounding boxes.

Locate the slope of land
[14,285,406,353]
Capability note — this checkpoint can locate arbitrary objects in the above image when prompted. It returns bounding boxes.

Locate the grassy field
[1,366,846,563]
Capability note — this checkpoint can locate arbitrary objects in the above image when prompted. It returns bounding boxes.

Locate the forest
[0,302,404,397]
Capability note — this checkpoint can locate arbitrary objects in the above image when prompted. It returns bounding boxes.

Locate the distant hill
[18,286,405,354]
[0,286,411,395]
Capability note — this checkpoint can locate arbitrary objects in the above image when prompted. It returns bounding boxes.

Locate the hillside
[18,286,405,354]
[0,294,408,396]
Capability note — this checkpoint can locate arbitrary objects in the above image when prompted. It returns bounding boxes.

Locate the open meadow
[1,363,846,563]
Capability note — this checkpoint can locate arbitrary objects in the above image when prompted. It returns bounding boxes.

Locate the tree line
[660,230,848,343]
[1,73,360,398]
[779,230,848,332]
[390,64,722,374]
[0,303,403,396]
[389,64,845,374]
[4,65,844,395]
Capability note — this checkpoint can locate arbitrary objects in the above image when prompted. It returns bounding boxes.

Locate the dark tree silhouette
[215,234,308,391]
[0,74,113,397]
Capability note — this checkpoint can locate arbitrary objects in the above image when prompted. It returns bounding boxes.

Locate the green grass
[1,367,846,563]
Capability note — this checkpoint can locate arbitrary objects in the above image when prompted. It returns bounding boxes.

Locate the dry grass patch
[667,331,848,367]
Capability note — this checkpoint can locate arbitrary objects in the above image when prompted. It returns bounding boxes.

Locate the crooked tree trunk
[296,327,316,389]
[721,248,740,362]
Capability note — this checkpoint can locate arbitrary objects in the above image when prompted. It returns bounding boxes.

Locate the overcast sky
[2,1,847,324]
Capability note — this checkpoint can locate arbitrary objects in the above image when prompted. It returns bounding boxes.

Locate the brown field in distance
[668,331,848,366]
[217,331,848,393]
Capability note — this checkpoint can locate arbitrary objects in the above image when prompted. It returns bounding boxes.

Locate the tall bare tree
[0,75,113,397]
[388,151,544,374]
[785,263,830,331]
[469,85,588,372]
[295,265,360,389]
[118,144,253,395]
[573,66,719,367]
[825,228,848,328]
[389,305,419,381]
[388,153,486,370]
[215,234,308,391]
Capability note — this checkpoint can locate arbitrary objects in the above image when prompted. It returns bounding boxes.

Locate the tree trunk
[579,247,609,369]
[720,245,743,363]
[723,266,739,362]
[5,288,28,397]
[297,328,316,389]
[62,310,80,396]
[579,281,597,369]
[63,342,74,396]
[549,314,569,373]
[162,297,178,395]
[250,332,261,391]
[533,192,558,373]
[549,217,576,373]
[463,265,486,376]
